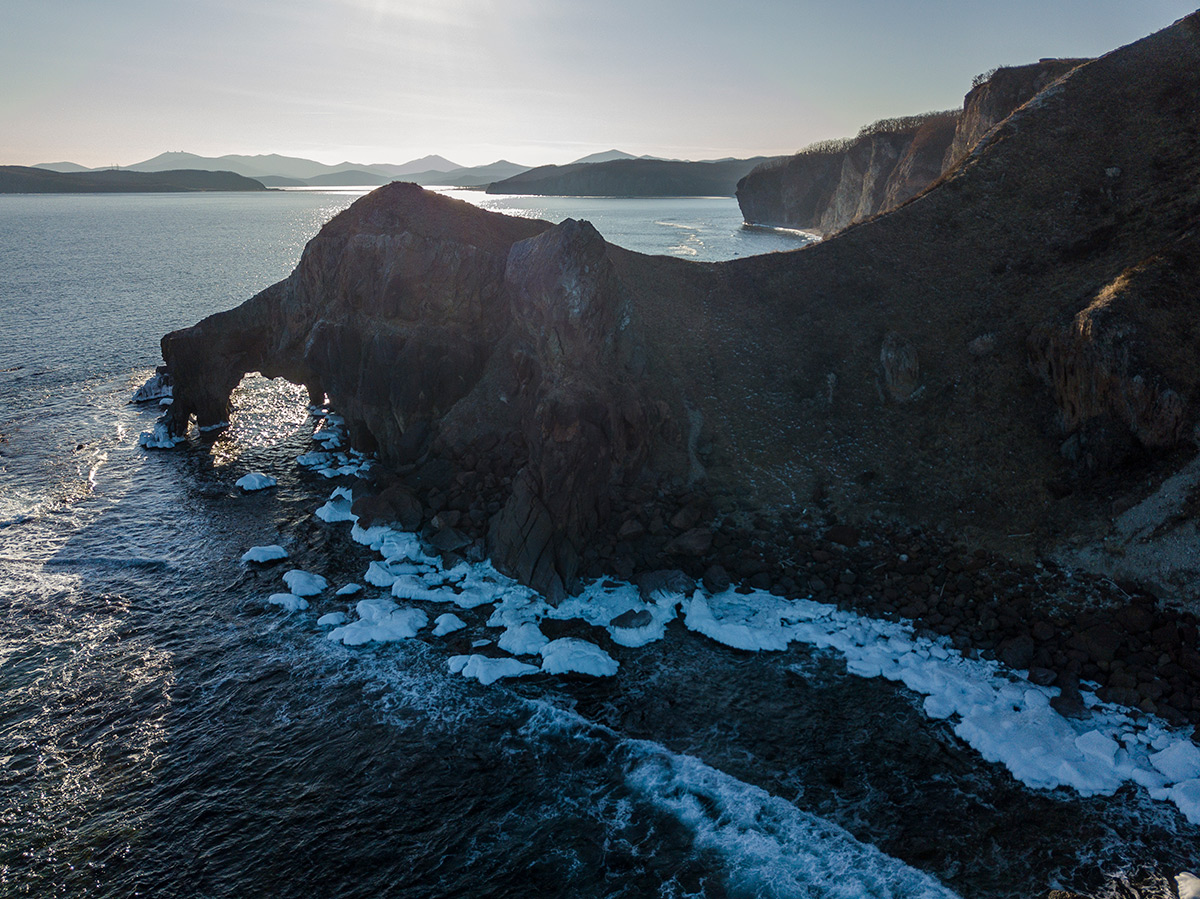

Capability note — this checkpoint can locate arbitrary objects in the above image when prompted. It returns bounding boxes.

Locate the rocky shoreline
[349,439,1200,733]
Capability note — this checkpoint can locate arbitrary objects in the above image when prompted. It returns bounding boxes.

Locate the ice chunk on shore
[433,613,467,636]
[236,472,276,491]
[1150,741,1200,783]
[499,621,549,656]
[1178,871,1200,899]
[449,654,538,685]
[1165,780,1200,825]
[540,638,618,677]
[326,599,428,645]
[138,420,184,449]
[364,560,398,588]
[683,591,791,652]
[296,451,334,468]
[283,569,328,596]
[241,544,287,563]
[316,487,355,522]
[391,574,448,603]
[268,593,309,612]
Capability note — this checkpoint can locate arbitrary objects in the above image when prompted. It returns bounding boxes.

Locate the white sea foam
[235,472,277,491]
[623,743,960,898]
[241,544,287,563]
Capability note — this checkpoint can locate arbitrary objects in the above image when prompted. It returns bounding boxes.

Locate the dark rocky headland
[161,14,1200,728]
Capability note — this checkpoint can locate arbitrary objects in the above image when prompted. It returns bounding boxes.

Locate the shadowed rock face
[163,13,1200,600]
[736,58,1088,236]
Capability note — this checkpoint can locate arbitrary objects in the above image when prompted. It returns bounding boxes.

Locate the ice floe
[433,613,467,636]
[315,486,355,522]
[241,544,288,563]
[268,593,309,612]
[335,582,363,596]
[540,638,618,677]
[236,472,276,491]
[449,654,539,686]
[282,569,328,596]
[317,611,347,626]
[326,598,428,646]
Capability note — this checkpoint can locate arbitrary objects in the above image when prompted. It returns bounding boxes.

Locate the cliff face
[736,58,1088,235]
[163,13,1200,601]
[944,58,1089,168]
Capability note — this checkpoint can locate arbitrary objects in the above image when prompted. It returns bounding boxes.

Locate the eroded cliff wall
[736,58,1088,235]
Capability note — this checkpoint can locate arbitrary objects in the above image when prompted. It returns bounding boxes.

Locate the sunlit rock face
[164,12,1200,600]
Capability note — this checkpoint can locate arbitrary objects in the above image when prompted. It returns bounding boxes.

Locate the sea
[0,187,1196,899]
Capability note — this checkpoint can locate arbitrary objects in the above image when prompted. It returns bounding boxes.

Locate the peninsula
[0,166,270,193]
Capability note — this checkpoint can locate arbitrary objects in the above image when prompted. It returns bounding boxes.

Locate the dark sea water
[0,190,1196,899]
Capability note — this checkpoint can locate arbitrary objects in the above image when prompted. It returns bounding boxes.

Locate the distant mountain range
[28,150,662,189]
[27,149,770,195]
[31,152,541,188]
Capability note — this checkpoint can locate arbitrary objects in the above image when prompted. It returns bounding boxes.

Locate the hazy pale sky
[3,0,1196,169]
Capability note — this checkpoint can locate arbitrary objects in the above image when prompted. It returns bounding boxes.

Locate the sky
[3,0,1197,169]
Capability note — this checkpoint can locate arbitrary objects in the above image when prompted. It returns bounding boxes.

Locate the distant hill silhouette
[0,167,270,193]
[487,156,773,197]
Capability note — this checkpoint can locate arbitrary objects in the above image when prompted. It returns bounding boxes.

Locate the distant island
[487,156,773,197]
[0,166,270,194]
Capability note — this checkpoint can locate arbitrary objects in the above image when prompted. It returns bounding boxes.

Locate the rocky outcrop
[944,58,1088,168]
[736,58,1088,235]
[163,12,1200,603]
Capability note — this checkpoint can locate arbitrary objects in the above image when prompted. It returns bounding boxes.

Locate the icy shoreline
[225,411,1200,830]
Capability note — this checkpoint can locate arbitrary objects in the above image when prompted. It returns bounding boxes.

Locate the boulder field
[162,13,1200,612]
